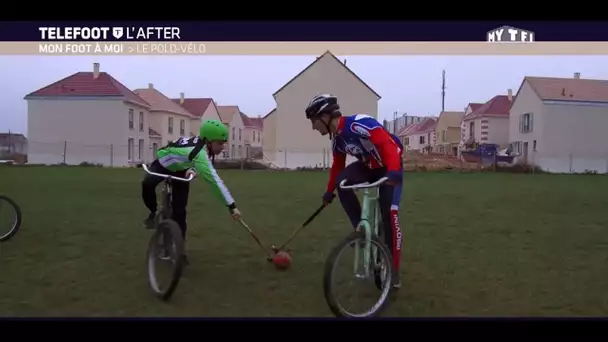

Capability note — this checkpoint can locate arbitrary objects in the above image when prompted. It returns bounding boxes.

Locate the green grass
[1,166,608,317]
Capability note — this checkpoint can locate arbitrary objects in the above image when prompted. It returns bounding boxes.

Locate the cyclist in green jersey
[141,120,241,254]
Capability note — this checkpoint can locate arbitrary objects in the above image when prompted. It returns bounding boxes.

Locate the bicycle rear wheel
[147,219,185,301]
[0,195,22,242]
[323,231,393,318]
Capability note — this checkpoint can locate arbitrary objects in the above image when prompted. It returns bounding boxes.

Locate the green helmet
[199,120,229,142]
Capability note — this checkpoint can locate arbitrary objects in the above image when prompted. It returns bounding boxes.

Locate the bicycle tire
[146,219,185,301]
[0,195,22,242]
[323,230,393,318]
[374,223,384,290]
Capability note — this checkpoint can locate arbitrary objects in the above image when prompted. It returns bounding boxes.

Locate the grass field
[1,166,608,317]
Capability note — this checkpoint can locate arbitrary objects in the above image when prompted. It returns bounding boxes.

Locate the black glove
[322,191,335,205]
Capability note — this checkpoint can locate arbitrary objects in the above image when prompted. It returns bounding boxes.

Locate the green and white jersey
[157,136,235,206]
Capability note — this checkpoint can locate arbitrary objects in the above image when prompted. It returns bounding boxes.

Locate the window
[419,136,425,144]
[138,139,144,160]
[405,137,409,145]
[128,138,134,161]
[520,113,533,133]
[533,140,537,152]
[239,128,242,141]
[222,143,229,158]
[180,119,185,135]
[231,144,235,158]
[469,121,475,138]
[257,131,261,142]
[238,145,242,158]
[232,127,235,140]
[442,130,447,142]
[128,109,134,130]
[152,142,158,156]
[168,117,173,134]
[139,112,144,132]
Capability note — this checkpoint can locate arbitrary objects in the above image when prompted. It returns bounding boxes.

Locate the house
[262,108,276,163]
[402,117,437,152]
[460,102,483,144]
[397,122,421,150]
[171,95,222,134]
[133,84,196,155]
[461,93,512,150]
[433,111,465,156]
[384,114,428,135]
[263,50,381,168]
[0,132,28,161]
[240,113,263,159]
[218,105,245,159]
[509,73,608,173]
[24,62,152,166]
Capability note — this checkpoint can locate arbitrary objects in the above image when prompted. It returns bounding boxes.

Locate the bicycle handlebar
[141,164,195,182]
[339,177,389,190]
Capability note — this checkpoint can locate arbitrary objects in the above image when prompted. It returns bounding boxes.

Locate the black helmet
[305,94,339,120]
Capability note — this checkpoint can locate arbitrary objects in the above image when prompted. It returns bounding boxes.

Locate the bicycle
[323,177,394,318]
[142,163,195,301]
[0,195,22,242]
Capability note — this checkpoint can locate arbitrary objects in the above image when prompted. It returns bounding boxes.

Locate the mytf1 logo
[487,26,535,43]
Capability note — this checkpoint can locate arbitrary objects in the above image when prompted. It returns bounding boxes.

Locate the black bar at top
[0,21,606,41]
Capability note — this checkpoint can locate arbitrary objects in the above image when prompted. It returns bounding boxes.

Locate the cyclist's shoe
[143,213,155,230]
[391,274,402,290]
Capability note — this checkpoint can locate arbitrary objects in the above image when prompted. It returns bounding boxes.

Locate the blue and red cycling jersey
[326,114,404,193]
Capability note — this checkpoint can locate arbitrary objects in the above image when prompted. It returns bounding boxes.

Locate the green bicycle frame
[353,187,382,278]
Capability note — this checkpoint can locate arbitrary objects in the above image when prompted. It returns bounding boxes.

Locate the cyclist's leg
[378,174,404,288]
[335,161,374,230]
[171,179,190,240]
[141,160,166,228]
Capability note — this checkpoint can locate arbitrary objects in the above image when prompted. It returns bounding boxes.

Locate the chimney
[93,63,100,79]
[574,72,581,79]
[507,89,513,101]
[180,92,185,104]
[148,83,154,89]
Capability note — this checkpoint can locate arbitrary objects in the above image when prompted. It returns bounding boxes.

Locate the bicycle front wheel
[0,195,22,242]
[323,231,393,318]
[146,219,185,301]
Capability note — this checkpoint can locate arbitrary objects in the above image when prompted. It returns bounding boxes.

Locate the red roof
[405,117,437,135]
[171,98,213,117]
[469,103,484,112]
[463,95,512,121]
[396,123,419,136]
[240,112,263,129]
[24,72,150,108]
[249,117,263,128]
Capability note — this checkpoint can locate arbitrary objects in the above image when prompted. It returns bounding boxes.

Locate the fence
[25,140,269,167]
[522,151,608,174]
[18,141,608,174]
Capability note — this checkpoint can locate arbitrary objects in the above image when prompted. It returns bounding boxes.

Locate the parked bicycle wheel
[147,219,185,301]
[323,231,393,318]
[0,195,22,242]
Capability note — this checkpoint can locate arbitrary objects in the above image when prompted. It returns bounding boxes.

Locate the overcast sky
[2,55,608,135]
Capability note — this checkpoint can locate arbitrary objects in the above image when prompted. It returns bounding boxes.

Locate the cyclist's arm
[368,128,402,172]
[326,151,346,193]
[193,153,237,210]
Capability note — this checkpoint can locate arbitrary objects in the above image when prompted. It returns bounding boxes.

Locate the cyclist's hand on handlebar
[185,168,197,180]
[322,191,335,206]
[231,208,242,221]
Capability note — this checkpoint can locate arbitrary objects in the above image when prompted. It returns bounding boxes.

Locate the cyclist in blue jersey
[305,94,404,289]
